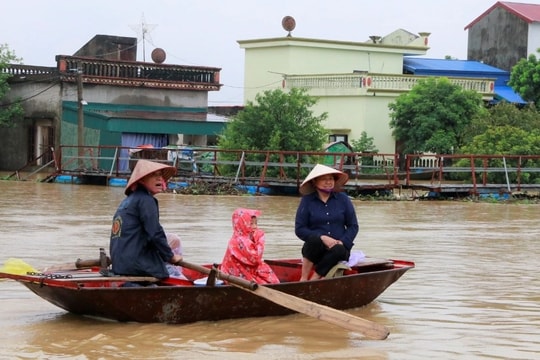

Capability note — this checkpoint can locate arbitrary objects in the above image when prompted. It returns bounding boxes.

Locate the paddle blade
[254,285,390,340]
[0,258,38,275]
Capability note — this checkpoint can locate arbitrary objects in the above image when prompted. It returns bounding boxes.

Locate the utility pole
[76,65,84,168]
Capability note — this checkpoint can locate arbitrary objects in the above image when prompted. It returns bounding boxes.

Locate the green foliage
[461,126,540,155]
[464,102,540,144]
[0,44,24,127]
[217,88,328,177]
[172,181,246,195]
[218,88,328,151]
[457,126,540,183]
[388,77,484,154]
[350,131,381,174]
[454,104,540,184]
[508,50,540,105]
[350,131,379,153]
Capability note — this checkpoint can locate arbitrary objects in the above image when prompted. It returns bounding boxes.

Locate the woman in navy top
[110,159,183,279]
[295,164,359,281]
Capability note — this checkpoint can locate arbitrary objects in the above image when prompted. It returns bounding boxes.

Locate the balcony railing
[283,73,495,97]
[2,64,58,82]
[56,55,222,91]
[5,56,222,91]
[283,74,367,89]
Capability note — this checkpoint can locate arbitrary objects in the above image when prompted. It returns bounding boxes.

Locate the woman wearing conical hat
[295,164,359,281]
[109,159,183,279]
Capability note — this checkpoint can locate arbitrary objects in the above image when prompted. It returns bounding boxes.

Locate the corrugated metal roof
[465,1,540,30]
[403,57,526,104]
[404,58,506,77]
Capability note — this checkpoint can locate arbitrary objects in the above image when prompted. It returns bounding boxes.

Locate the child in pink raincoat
[219,208,280,284]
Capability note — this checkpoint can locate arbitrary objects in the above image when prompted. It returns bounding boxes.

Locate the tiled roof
[464,1,540,30]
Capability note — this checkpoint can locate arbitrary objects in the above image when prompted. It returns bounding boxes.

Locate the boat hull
[3,258,414,324]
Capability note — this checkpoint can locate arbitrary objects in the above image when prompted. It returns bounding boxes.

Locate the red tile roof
[464,1,540,30]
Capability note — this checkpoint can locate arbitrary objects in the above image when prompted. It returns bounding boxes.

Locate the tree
[350,131,380,175]
[218,88,328,152]
[458,126,540,184]
[0,44,24,127]
[461,125,540,155]
[350,131,378,153]
[217,88,328,178]
[388,77,485,155]
[463,101,540,144]
[508,50,540,105]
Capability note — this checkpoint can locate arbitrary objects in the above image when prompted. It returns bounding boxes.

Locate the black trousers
[301,235,350,277]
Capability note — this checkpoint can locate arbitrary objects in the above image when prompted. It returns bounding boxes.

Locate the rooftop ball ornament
[151,48,166,64]
[282,16,296,37]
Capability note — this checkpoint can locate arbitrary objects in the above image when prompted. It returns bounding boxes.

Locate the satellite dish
[282,16,296,37]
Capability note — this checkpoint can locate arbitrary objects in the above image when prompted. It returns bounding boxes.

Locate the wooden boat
[0,257,413,329]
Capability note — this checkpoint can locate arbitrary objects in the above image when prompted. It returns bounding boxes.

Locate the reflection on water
[0,181,539,359]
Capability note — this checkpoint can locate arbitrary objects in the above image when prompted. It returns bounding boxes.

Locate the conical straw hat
[299,164,349,195]
[125,159,177,195]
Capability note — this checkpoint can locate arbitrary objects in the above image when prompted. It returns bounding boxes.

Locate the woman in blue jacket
[110,159,183,279]
[295,164,359,281]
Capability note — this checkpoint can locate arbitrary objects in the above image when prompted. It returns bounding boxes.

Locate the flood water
[0,180,538,360]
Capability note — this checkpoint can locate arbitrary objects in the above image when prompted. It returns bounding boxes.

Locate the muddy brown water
[0,180,538,360]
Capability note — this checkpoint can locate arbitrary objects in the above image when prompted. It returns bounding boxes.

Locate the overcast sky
[1,0,515,105]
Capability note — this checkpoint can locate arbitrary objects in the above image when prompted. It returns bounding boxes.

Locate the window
[329,134,348,143]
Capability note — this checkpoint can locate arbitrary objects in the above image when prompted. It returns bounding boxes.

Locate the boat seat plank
[266,257,394,269]
[351,258,394,269]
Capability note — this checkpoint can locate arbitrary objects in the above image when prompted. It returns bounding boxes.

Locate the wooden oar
[0,271,158,283]
[178,260,389,340]
[40,258,110,272]
[52,275,159,282]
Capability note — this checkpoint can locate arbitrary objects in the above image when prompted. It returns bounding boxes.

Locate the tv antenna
[129,13,157,62]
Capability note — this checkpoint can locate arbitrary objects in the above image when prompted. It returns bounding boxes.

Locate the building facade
[1,35,224,172]
[465,1,540,71]
[239,28,495,154]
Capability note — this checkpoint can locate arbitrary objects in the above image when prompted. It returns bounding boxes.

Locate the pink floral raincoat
[219,208,280,284]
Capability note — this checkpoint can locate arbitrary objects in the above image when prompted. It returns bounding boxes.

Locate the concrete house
[466,1,540,71]
[239,24,496,154]
[1,35,224,173]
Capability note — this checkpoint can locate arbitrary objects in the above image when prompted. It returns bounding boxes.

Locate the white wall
[527,23,540,58]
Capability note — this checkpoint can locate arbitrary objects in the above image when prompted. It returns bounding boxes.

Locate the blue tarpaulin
[493,86,527,104]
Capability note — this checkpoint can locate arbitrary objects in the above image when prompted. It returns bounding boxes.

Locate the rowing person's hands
[170,254,183,265]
